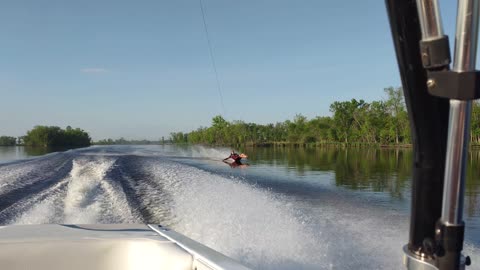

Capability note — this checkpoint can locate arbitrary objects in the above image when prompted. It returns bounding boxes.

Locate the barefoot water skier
[223,150,247,164]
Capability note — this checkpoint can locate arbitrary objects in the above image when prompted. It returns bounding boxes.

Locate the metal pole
[442,0,479,227]
[442,100,471,225]
[435,0,479,269]
[388,0,478,268]
[417,0,445,39]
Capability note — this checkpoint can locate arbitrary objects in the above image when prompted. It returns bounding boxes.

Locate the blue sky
[0,0,464,140]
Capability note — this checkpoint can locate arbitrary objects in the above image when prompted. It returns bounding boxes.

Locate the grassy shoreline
[179,141,414,149]
[181,142,480,149]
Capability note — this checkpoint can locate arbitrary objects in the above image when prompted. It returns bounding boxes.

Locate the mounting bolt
[427,79,436,89]
[422,53,429,65]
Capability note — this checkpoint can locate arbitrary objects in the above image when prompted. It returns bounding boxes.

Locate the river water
[0,145,478,269]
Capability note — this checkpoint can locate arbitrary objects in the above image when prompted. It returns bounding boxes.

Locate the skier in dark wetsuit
[223,150,242,164]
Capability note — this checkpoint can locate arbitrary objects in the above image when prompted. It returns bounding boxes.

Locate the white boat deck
[0,224,250,270]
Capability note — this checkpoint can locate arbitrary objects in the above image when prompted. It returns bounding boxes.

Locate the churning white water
[0,145,478,270]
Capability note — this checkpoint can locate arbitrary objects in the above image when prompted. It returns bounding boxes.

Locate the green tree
[0,136,16,146]
[170,86,414,147]
[23,126,91,147]
[330,99,366,143]
[384,87,406,144]
[471,101,480,144]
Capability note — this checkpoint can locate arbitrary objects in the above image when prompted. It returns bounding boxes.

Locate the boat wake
[0,146,478,270]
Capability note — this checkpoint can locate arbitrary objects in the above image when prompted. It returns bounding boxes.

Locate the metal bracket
[420,36,451,68]
[403,245,439,270]
[420,35,480,100]
[435,222,465,255]
[434,221,469,269]
[427,71,480,100]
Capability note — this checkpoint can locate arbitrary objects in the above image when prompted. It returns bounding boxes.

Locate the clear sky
[0,0,466,140]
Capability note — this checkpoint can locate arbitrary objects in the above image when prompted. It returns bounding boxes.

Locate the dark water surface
[0,145,478,270]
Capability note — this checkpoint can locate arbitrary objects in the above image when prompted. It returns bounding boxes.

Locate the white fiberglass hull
[0,224,251,270]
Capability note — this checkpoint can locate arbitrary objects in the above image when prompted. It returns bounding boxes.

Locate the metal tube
[441,0,480,225]
[442,100,471,224]
[452,0,480,72]
[417,0,445,39]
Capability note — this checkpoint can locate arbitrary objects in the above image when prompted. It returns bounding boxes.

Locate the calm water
[0,146,71,163]
[0,145,479,269]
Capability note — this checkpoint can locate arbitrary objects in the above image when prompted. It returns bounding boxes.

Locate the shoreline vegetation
[4,87,480,149]
[94,137,166,145]
[0,128,166,148]
[0,126,91,147]
[170,87,480,148]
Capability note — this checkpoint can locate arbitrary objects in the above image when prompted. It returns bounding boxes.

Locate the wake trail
[0,153,74,217]
[141,159,326,270]
[1,146,479,270]
[61,156,138,224]
[111,155,173,225]
[3,155,140,224]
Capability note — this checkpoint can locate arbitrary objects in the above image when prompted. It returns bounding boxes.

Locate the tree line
[94,137,166,145]
[0,126,91,147]
[0,136,16,146]
[171,87,480,147]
